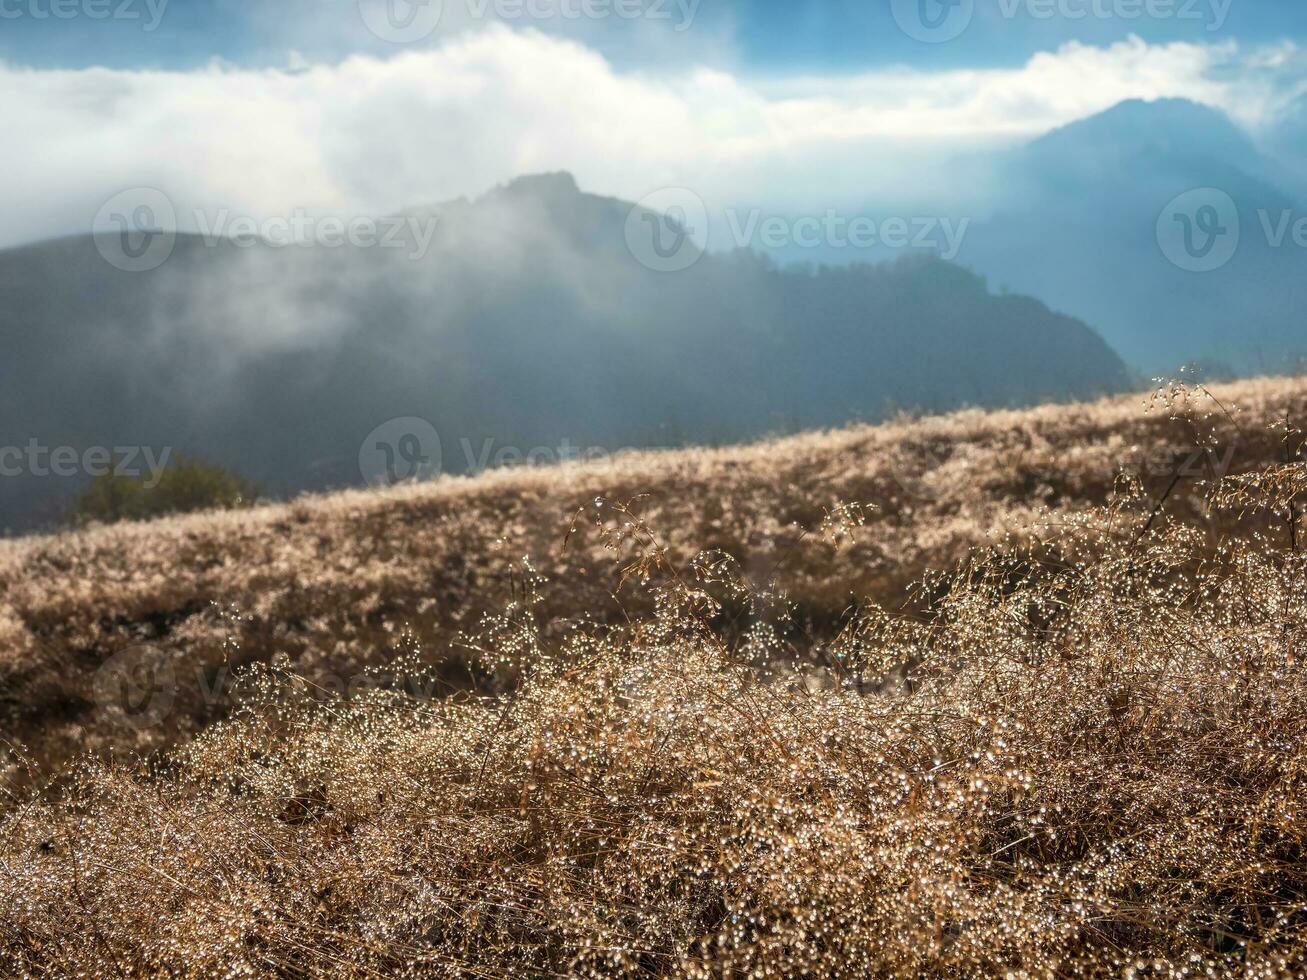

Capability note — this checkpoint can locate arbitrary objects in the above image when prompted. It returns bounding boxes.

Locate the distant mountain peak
[1090,97,1234,126]
[400,172,591,236]
[496,172,581,200]
[1030,97,1253,166]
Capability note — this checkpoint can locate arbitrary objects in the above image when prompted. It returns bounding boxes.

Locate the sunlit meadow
[1,376,1306,975]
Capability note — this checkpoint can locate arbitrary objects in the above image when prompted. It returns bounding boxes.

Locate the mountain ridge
[0,174,1128,533]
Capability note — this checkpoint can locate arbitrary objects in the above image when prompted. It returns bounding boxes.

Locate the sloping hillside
[2,375,1304,783]
[3,376,1307,977]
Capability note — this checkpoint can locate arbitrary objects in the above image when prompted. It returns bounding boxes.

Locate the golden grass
[2,376,1307,975]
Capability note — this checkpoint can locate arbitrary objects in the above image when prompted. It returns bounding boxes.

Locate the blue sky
[5,0,1307,71]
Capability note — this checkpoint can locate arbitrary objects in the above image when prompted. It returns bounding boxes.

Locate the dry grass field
[3,375,1307,976]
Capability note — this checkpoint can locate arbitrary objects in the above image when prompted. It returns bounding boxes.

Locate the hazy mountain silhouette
[958,98,1307,372]
[1017,98,1258,179]
[0,174,1127,533]
[1266,92,1307,198]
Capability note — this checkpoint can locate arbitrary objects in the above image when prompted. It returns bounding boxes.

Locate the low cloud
[3,29,1306,249]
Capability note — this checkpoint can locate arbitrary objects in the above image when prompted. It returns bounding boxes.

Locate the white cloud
[2,29,1303,249]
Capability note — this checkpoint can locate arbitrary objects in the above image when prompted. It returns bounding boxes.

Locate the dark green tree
[74,454,258,525]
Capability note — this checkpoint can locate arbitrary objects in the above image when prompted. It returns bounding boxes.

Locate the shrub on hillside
[72,454,258,525]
